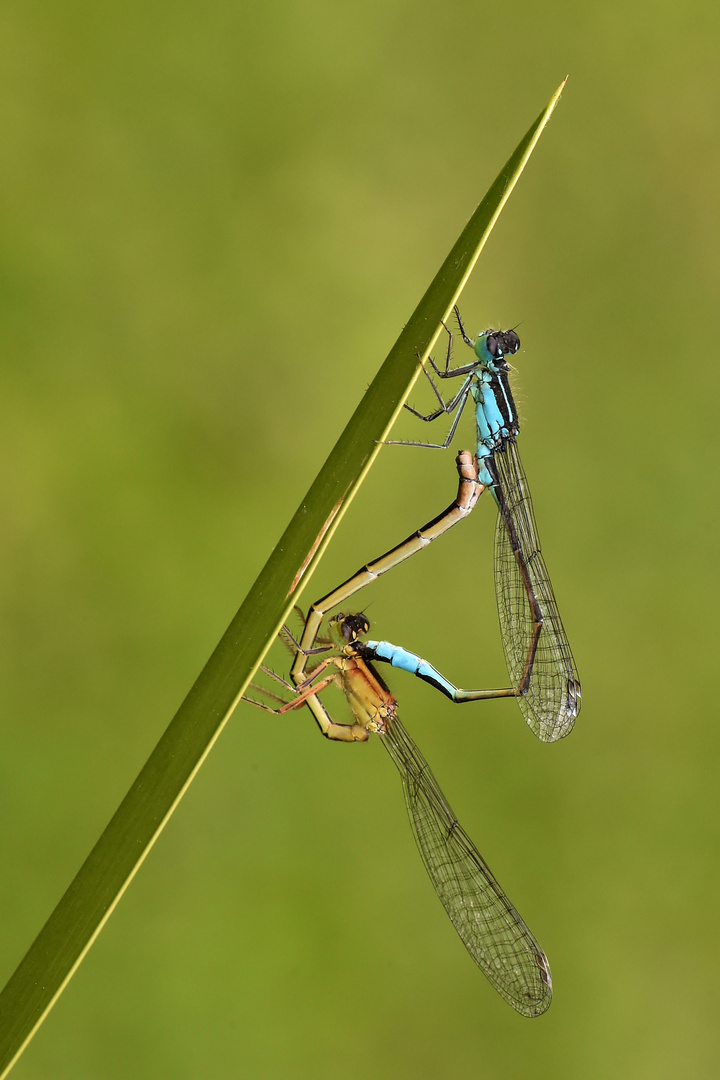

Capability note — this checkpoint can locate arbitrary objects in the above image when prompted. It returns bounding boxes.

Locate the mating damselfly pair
[247,308,580,1017]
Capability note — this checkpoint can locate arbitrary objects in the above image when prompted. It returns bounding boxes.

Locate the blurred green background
[1,0,718,1077]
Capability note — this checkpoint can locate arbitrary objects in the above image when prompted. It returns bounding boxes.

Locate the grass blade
[0,80,565,1075]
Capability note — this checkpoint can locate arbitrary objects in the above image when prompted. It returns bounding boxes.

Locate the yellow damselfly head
[329,612,370,645]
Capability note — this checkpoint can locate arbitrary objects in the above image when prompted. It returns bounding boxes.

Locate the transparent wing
[490,439,581,742]
[379,714,552,1017]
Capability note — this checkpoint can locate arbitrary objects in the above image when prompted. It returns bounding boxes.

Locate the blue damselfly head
[475,328,521,366]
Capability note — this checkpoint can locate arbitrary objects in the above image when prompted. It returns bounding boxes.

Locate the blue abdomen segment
[365,640,457,700]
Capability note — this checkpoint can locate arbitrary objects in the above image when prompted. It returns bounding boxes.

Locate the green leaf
[0,80,565,1076]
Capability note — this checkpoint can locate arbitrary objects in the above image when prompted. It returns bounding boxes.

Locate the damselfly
[388,309,581,742]
[291,313,580,742]
[248,613,553,1017]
